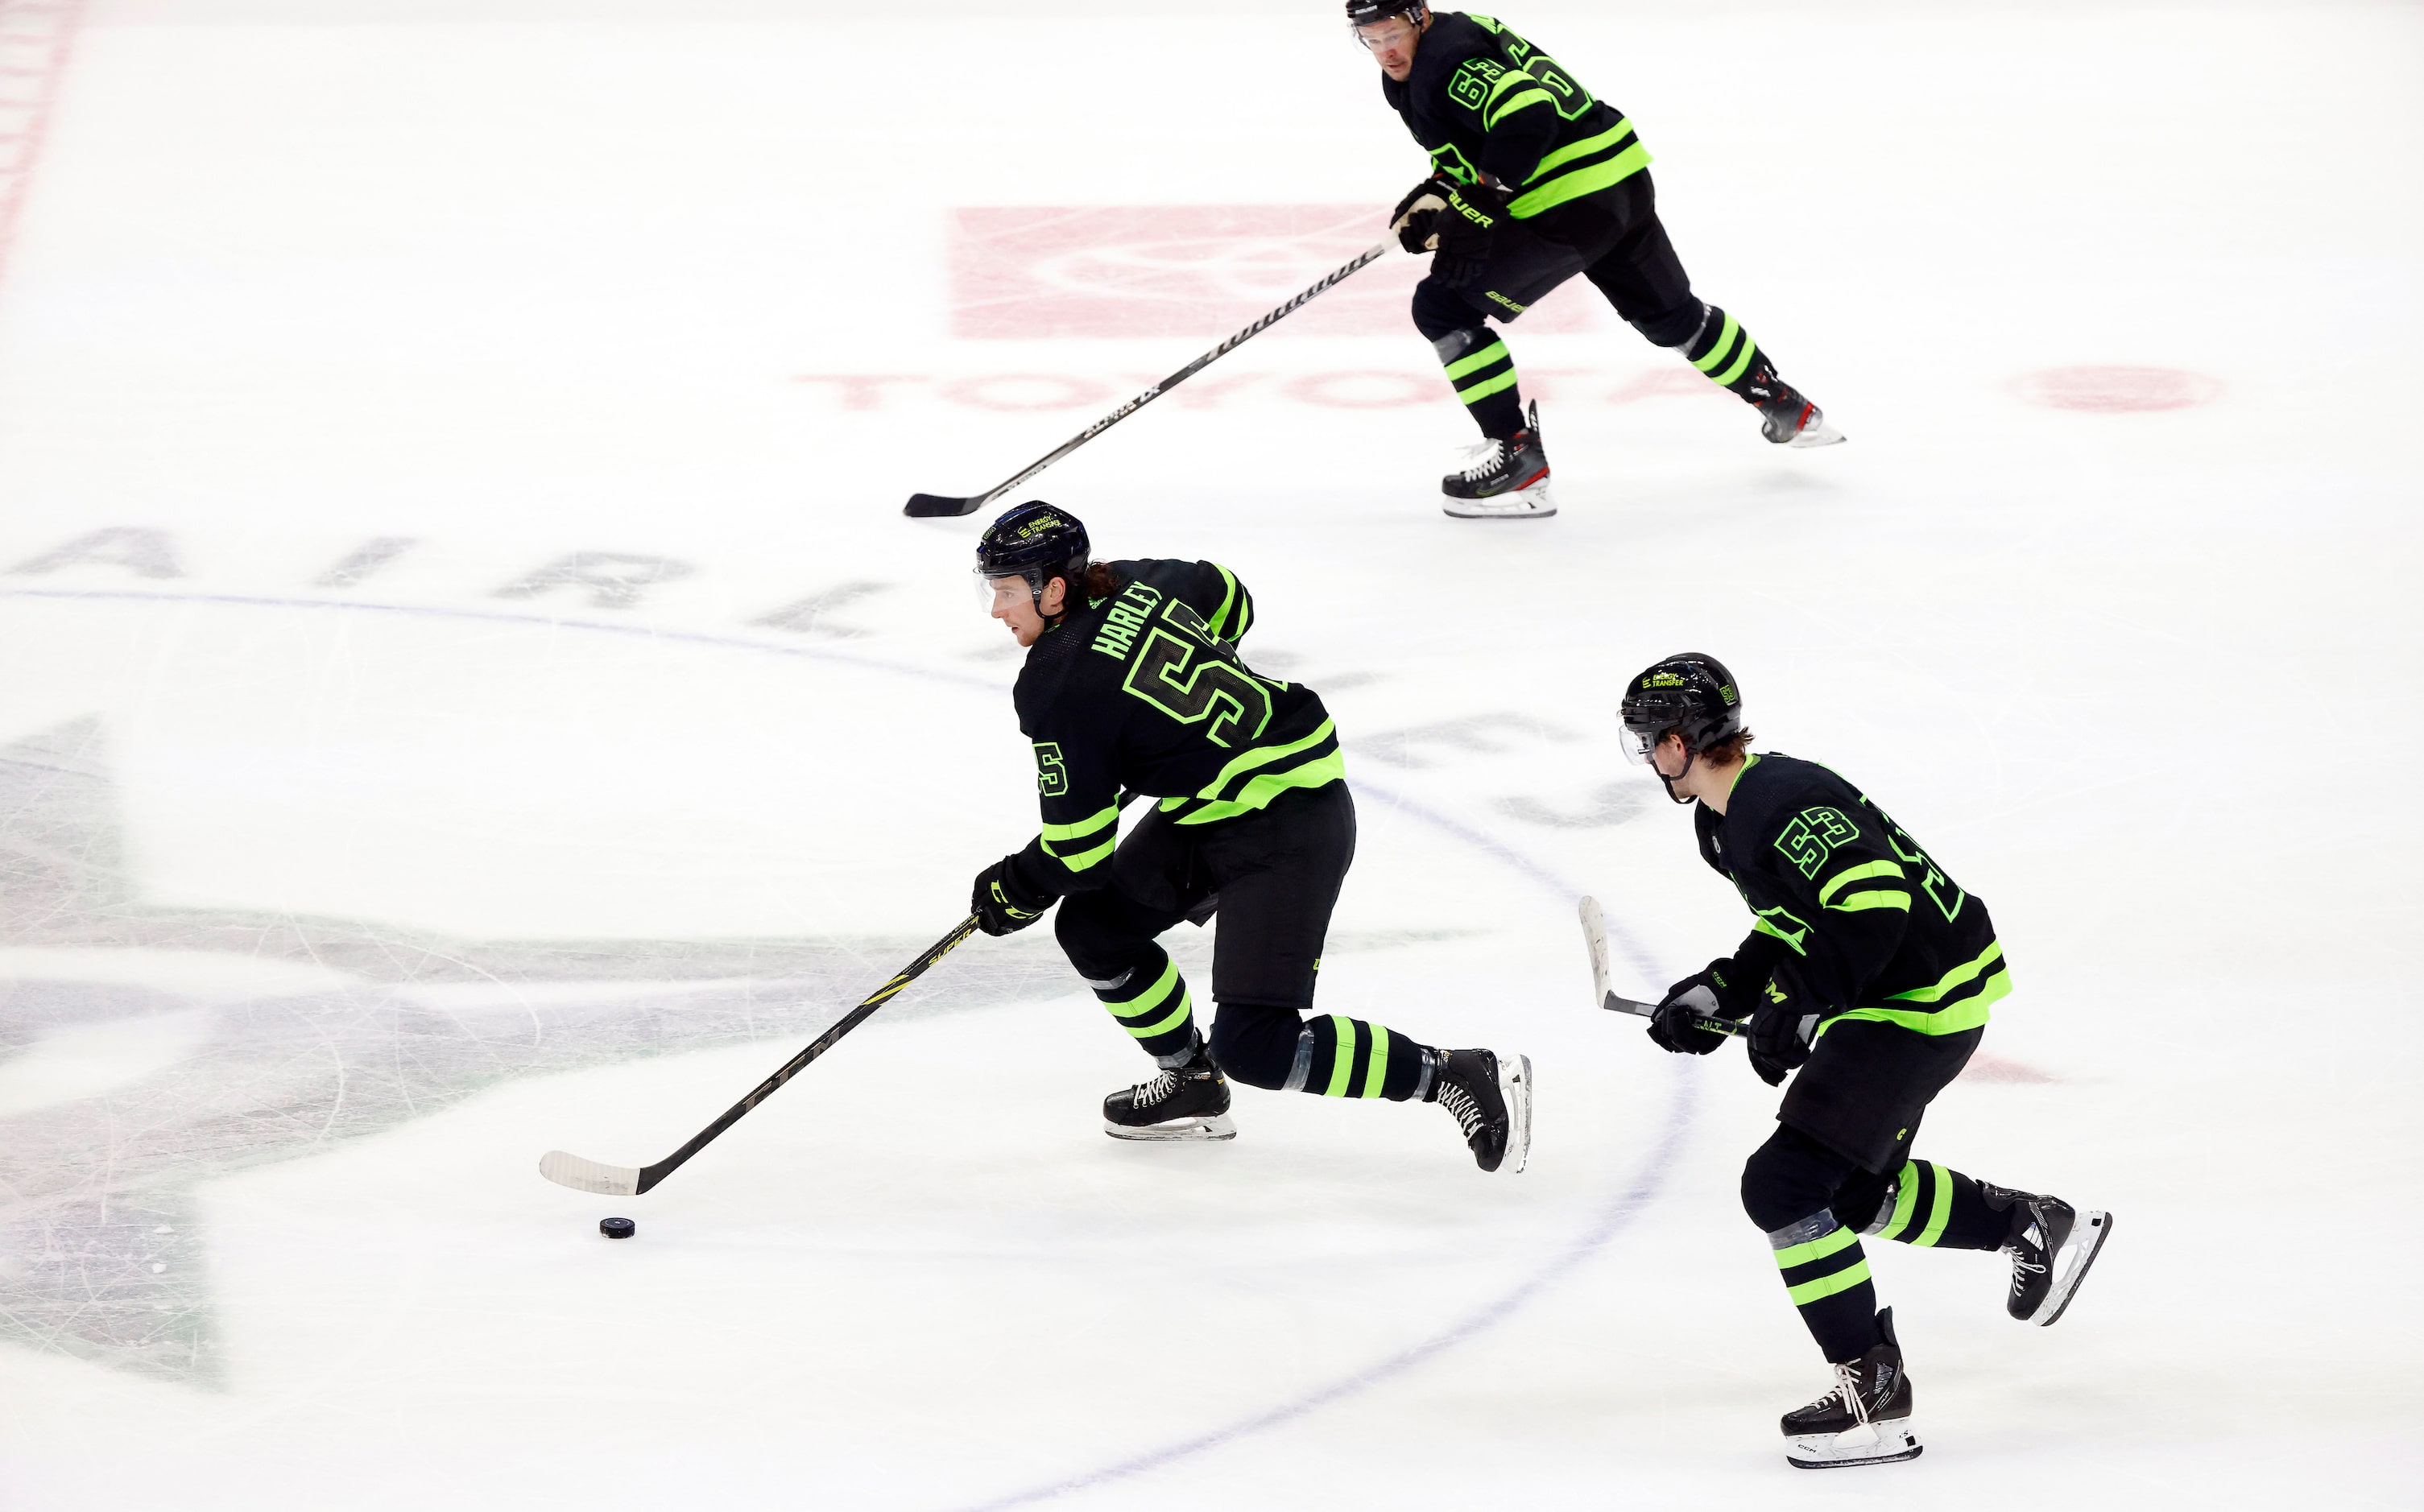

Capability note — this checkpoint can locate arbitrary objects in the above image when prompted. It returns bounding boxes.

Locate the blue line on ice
[2,585,1694,1503]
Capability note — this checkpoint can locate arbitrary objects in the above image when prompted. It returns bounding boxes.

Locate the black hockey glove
[1746,968,1821,1088]
[1648,960,1756,1055]
[1388,176,1454,255]
[1429,183,1503,290]
[970,855,1053,937]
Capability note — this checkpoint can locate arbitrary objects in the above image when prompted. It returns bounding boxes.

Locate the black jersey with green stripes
[1381,11,1651,238]
[1007,558,1342,897]
[1695,754,2009,1040]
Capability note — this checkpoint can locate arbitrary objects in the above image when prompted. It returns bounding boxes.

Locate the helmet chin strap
[1657,746,1699,805]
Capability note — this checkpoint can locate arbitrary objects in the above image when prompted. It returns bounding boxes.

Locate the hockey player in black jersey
[1618,654,2111,1469]
[964,501,1532,1171]
[1349,0,1843,519]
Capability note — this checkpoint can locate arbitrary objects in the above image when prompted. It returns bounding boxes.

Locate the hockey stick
[903,239,1394,518]
[1578,896,1742,1038]
[538,915,983,1196]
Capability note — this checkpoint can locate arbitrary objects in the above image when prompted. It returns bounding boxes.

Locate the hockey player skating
[1351,1,1843,520]
[966,502,1532,1171]
[1618,655,2110,1468]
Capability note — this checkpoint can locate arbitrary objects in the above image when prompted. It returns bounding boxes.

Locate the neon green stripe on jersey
[1524,118,1635,184]
[1040,804,1117,845]
[1507,140,1650,217]
[1818,859,1905,907]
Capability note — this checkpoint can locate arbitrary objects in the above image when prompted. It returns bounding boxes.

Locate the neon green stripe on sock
[1877,1162,1923,1241]
[1442,341,1509,381]
[1913,1162,1955,1247]
[1457,370,1519,405]
[1787,1258,1871,1306]
[1361,1027,1389,1098]
[1690,313,1742,373]
[1325,1014,1358,1097]
[1712,337,1760,389]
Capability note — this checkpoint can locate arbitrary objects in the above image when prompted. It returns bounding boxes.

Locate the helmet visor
[976,571,1036,614]
[1617,725,1664,765]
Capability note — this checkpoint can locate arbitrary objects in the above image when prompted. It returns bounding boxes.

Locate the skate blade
[1788,417,1847,448]
[1502,1054,1533,1175]
[2033,1209,2112,1326]
[1785,1419,1922,1469]
[1441,481,1556,519]
[1103,1113,1237,1143]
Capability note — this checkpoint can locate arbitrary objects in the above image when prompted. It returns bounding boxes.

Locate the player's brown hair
[1699,729,1755,766]
[1074,561,1125,599]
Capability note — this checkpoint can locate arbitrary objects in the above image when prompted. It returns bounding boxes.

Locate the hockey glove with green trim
[970,855,1053,937]
[1648,964,1737,1055]
[1746,966,1821,1087]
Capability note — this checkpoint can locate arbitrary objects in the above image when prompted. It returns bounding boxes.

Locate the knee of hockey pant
[1740,1123,1858,1233]
[1627,296,1707,351]
[1206,1002,1304,1091]
[1052,893,1156,984]
[1831,1166,1894,1234]
[1411,279,1487,343]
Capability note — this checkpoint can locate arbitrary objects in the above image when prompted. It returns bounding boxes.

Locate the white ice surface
[0,2,2418,1508]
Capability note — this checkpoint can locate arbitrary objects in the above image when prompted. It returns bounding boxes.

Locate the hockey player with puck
[966,501,1533,1171]
[1351,0,1843,520]
[1618,654,2111,1468]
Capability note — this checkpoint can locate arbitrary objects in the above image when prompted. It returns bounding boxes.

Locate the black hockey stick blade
[904,492,986,518]
[538,914,983,1196]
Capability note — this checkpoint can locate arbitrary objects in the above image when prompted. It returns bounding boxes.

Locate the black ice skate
[1987,1184,2114,1326]
[1441,402,1554,519]
[1781,1308,1922,1469]
[1102,1049,1235,1142]
[1739,361,1845,448]
[1429,1048,1532,1172]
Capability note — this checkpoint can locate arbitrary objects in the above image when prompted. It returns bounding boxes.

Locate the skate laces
[1454,438,1508,481]
[1131,1069,1181,1109]
[1436,1080,1486,1138]
[1822,1362,1871,1426]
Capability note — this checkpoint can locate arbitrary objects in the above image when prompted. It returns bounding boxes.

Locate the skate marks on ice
[0,716,1457,1384]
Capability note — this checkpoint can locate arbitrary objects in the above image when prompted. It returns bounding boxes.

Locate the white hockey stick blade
[1578,896,1614,1007]
[540,1150,643,1196]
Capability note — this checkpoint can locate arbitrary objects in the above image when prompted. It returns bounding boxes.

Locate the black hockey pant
[1738,1021,2017,1363]
[1413,171,1785,439]
[1052,782,1437,1101]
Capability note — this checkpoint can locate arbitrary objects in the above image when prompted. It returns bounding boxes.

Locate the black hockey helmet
[1619,653,1744,762]
[974,501,1090,611]
[1345,0,1426,29]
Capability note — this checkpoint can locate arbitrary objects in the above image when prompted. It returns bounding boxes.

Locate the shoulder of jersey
[1410,13,1491,88]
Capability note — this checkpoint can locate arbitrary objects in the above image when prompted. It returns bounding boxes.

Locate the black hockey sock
[1088,945,1198,1063]
[1677,304,1777,403]
[1768,1211,1884,1365]
[1286,1014,1434,1101]
[1866,1159,2008,1252]
[1433,326,1524,440]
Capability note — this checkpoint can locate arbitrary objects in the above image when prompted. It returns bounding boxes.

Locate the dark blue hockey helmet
[974,501,1090,610]
[1345,0,1425,27]
[1619,653,1743,762]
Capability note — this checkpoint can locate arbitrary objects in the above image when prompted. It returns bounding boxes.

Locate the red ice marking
[949,205,1601,340]
[1959,1052,2058,1085]
[2013,365,2223,412]
[0,0,84,297]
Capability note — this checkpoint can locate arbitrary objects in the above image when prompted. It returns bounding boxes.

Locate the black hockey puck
[599,1217,636,1239]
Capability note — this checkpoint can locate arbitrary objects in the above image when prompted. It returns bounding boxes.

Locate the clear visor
[976,572,1034,614]
[1618,725,1663,765]
[1354,14,1417,48]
